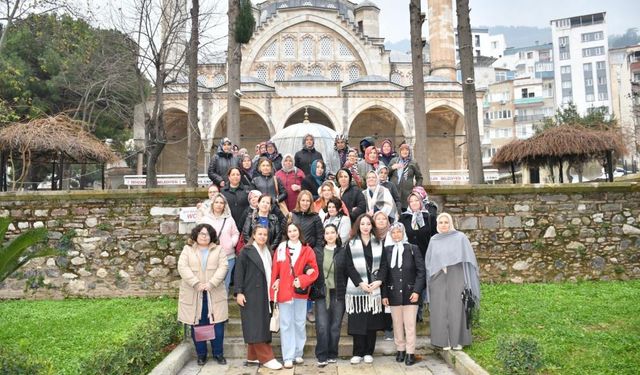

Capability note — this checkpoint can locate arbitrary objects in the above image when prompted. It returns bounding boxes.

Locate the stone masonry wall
[0,183,639,299]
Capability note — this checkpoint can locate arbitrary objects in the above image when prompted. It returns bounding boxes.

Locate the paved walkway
[178,354,457,375]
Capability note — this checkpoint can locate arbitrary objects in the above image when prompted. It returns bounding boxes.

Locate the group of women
[176,136,480,369]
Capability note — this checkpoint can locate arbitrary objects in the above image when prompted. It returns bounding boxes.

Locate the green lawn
[0,297,180,375]
[465,280,640,375]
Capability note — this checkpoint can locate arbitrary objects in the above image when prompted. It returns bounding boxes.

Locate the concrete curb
[438,348,490,375]
[149,341,194,375]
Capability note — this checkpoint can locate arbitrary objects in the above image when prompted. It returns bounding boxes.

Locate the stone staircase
[192,297,432,359]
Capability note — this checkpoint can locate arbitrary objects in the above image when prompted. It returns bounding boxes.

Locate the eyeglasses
[198,232,210,236]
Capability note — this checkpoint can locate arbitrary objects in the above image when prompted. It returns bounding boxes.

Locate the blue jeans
[225,257,235,291]
[279,298,308,361]
[314,289,345,361]
[191,291,225,358]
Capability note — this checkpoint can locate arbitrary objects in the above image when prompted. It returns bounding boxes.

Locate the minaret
[428,0,457,80]
[161,0,189,71]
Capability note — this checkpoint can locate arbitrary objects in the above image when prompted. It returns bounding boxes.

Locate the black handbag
[461,287,477,329]
[291,264,310,295]
[309,278,326,300]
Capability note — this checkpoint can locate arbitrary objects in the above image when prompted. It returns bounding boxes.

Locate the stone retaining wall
[1,183,639,298]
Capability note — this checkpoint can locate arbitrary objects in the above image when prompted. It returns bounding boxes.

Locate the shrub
[496,336,544,375]
[0,346,53,375]
[78,310,182,374]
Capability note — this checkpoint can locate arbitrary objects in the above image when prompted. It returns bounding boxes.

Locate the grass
[0,297,179,375]
[465,280,640,375]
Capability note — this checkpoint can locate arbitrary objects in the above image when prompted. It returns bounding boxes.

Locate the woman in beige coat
[178,223,229,366]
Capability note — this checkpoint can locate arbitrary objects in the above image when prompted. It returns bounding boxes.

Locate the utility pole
[409,0,430,183]
[455,0,485,184]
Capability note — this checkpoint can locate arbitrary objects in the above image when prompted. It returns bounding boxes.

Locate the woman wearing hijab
[301,159,327,200]
[295,134,324,176]
[425,213,480,351]
[343,148,363,187]
[363,170,397,223]
[390,144,423,212]
[262,141,283,172]
[196,193,240,291]
[178,224,228,366]
[378,139,397,167]
[234,225,283,370]
[377,222,425,366]
[336,168,367,223]
[356,146,379,188]
[275,153,306,212]
[271,222,319,369]
[377,166,402,214]
[344,214,384,365]
[239,153,256,188]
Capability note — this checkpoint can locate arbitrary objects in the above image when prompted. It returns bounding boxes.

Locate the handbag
[274,175,290,216]
[291,259,310,295]
[193,291,216,342]
[270,288,280,333]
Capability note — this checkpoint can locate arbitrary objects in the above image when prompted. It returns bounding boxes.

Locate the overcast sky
[376,0,639,42]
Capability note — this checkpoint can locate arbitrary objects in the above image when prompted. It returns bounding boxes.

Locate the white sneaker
[317,361,328,367]
[442,346,451,351]
[350,356,362,364]
[263,359,283,370]
[283,360,293,369]
[453,345,463,351]
[363,355,374,363]
[327,358,337,363]
[245,359,259,366]
[295,357,304,364]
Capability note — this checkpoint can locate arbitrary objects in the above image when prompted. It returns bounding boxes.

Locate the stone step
[191,336,435,359]
[224,317,430,338]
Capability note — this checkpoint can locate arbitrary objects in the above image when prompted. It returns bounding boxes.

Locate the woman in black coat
[251,157,287,204]
[398,191,437,258]
[335,168,367,223]
[290,190,324,250]
[377,222,426,366]
[242,195,285,251]
[234,225,283,370]
[221,167,249,228]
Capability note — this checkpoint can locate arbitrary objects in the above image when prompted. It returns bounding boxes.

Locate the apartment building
[609,44,640,159]
[455,28,507,61]
[482,80,515,166]
[513,76,556,138]
[494,43,554,79]
[551,12,612,115]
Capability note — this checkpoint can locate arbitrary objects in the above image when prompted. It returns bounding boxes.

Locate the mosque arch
[347,102,408,150]
[212,107,271,152]
[425,103,466,170]
[282,101,339,131]
[157,108,191,174]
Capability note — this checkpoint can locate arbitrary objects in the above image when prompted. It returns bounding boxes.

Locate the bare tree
[455,0,484,184]
[226,0,240,145]
[186,0,200,187]
[409,0,430,183]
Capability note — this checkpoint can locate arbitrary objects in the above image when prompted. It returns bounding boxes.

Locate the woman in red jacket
[270,222,319,369]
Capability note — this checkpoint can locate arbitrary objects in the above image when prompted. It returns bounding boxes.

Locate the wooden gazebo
[492,125,627,183]
[0,115,118,191]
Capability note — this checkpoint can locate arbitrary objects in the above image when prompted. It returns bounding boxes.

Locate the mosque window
[320,37,333,58]
[293,64,305,77]
[330,65,342,81]
[275,66,286,81]
[262,41,277,58]
[390,71,402,85]
[213,73,225,87]
[303,0,312,5]
[256,65,268,82]
[348,65,360,82]
[404,72,413,86]
[283,36,296,57]
[311,64,323,76]
[326,3,336,8]
[302,36,314,58]
[339,42,353,58]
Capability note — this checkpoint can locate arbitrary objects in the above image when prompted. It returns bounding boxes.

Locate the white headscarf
[389,222,408,269]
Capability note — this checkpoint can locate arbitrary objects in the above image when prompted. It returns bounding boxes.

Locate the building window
[283,36,296,57]
[598,91,609,100]
[275,66,286,81]
[292,64,305,77]
[561,81,572,89]
[556,19,570,28]
[404,72,413,85]
[633,72,640,82]
[301,36,314,58]
[262,41,277,58]
[495,71,507,82]
[348,65,360,82]
[596,61,606,70]
[474,35,480,47]
[583,63,592,72]
[527,51,534,59]
[581,31,604,42]
[319,37,333,58]
[597,76,607,85]
[310,64,322,76]
[213,74,225,87]
[585,78,593,86]
[558,36,569,47]
[521,88,529,98]
[390,71,402,84]
[560,66,571,75]
[586,93,595,102]
[329,65,341,81]
[582,46,605,57]
[256,65,268,82]
[339,42,353,58]
[560,51,570,60]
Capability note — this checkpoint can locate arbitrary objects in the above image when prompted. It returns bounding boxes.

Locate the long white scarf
[345,237,383,314]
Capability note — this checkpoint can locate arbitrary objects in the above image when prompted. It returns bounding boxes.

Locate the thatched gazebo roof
[0,114,118,163]
[492,125,627,168]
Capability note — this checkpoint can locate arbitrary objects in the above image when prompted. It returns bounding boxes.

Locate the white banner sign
[180,207,199,223]
[124,174,212,187]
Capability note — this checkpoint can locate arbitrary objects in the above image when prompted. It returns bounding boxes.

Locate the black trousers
[352,330,377,356]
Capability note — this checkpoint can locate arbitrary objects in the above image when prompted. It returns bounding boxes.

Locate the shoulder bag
[270,288,280,333]
[193,291,216,342]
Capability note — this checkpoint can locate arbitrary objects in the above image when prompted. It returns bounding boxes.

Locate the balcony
[514,114,546,123]
[514,97,544,106]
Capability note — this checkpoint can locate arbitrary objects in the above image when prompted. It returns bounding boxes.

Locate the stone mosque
[137,0,484,178]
